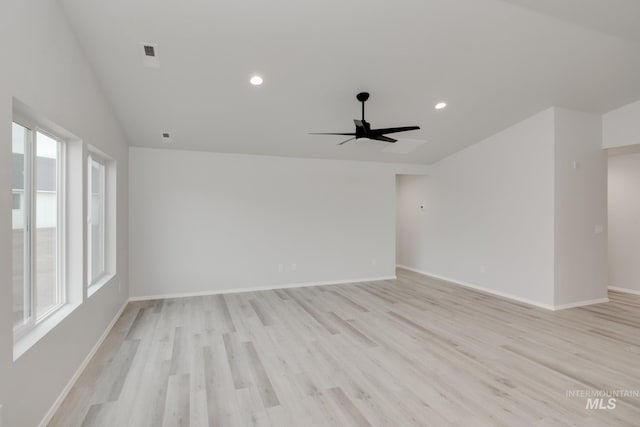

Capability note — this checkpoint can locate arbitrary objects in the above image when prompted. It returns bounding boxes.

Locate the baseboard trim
[398,265,611,311]
[397,265,609,311]
[396,265,557,310]
[552,298,610,310]
[129,276,397,302]
[38,299,129,427]
[608,286,640,296]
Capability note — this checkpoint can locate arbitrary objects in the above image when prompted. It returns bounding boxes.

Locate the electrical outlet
[480,265,486,273]
[277,264,284,273]
[291,264,297,272]
[371,258,377,266]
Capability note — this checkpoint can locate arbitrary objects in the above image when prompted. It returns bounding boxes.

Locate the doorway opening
[607,144,640,296]
[395,174,428,273]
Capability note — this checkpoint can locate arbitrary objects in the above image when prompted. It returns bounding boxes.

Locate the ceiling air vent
[143,45,156,57]
[162,132,172,143]
[140,43,160,68]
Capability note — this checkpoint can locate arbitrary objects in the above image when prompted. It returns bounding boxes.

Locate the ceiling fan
[310,92,420,145]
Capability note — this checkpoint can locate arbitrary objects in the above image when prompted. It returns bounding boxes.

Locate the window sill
[88,273,115,298]
[13,302,81,361]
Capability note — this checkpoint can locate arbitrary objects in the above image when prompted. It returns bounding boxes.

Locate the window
[12,193,22,210]
[12,122,65,334]
[88,156,106,286]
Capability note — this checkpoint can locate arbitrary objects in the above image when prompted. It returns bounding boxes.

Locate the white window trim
[12,119,68,343]
[87,154,107,290]
[87,147,116,297]
[14,302,81,360]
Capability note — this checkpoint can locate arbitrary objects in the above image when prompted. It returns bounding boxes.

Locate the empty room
[2,0,640,426]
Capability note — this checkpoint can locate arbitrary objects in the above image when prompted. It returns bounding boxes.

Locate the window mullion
[23,128,32,325]
[101,161,106,278]
[30,128,38,322]
[87,156,92,286]
[58,140,64,306]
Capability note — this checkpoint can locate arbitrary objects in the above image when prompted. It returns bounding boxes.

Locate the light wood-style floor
[50,269,640,426]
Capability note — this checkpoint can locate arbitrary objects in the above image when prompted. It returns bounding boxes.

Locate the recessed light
[435,102,447,110]
[250,75,263,86]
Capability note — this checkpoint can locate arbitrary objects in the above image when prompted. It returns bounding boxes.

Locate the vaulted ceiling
[59,0,640,164]
[500,0,640,44]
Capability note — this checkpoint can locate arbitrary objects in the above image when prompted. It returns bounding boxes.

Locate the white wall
[0,1,129,426]
[397,107,609,309]
[396,109,557,307]
[553,108,608,306]
[603,100,640,149]
[608,152,640,293]
[129,147,426,298]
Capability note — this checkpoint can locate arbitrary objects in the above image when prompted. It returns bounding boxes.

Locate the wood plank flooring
[50,269,640,426]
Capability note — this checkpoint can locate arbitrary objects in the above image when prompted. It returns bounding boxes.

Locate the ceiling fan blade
[338,137,356,145]
[370,125,420,136]
[371,135,397,143]
[309,132,356,136]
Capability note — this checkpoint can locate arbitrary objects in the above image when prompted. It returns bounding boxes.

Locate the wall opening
[607,144,640,295]
[395,174,427,271]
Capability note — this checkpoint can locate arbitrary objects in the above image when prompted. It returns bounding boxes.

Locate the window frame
[12,119,67,341]
[87,154,107,288]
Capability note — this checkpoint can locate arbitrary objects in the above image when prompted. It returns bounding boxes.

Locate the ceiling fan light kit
[310,92,421,145]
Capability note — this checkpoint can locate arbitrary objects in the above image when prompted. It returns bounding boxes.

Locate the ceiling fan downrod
[356,92,370,121]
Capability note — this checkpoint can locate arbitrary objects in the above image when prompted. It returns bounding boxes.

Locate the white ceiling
[59,0,640,164]
[499,0,640,44]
